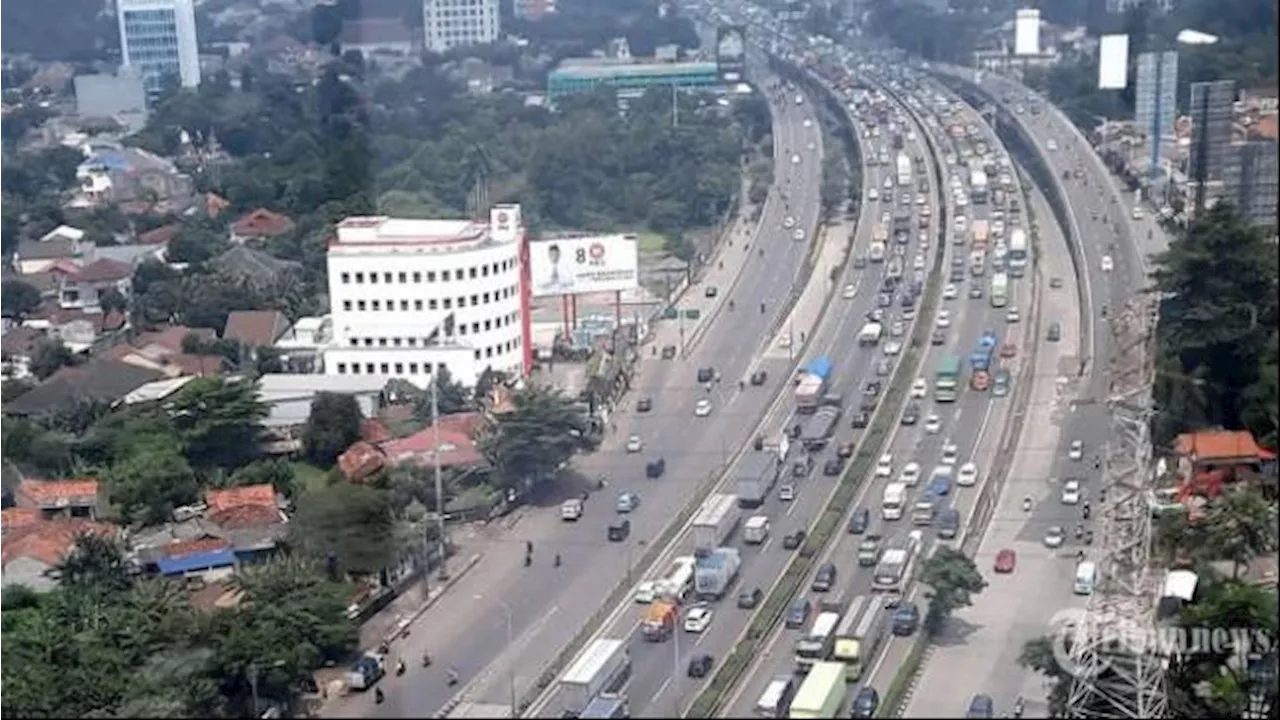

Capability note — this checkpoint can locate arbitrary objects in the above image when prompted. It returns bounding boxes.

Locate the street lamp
[474,594,517,717]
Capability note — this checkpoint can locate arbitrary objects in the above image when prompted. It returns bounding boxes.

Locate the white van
[755,675,796,718]
[1074,561,1097,595]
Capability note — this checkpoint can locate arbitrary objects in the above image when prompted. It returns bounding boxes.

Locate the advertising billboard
[1014,9,1040,56]
[1097,35,1130,90]
[716,25,746,82]
[528,235,640,297]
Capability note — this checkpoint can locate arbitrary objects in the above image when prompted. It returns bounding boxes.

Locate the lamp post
[475,594,517,716]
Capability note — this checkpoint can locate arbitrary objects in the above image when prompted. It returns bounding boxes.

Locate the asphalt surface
[721,67,1039,719]
[889,69,1171,718]
[373,68,828,719]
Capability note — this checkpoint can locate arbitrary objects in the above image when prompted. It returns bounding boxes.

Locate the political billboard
[716,25,746,82]
[528,235,640,297]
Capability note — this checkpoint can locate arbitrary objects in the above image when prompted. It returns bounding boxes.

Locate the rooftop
[231,208,296,238]
[223,310,291,347]
[1175,430,1275,463]
[17,478,100,506]
[550,61,719,81]
[1,518,117,568]
[340,18,414,45]
[332,216,492,250]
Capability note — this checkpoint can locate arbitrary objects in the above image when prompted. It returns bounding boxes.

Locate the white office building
[324,205,528,388]
[423,0,501,53]
[117,0,201,94]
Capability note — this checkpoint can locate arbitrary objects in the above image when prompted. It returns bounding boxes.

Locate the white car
[899,462,922,486]
[792,154,801,164]
[1068,440,1084,461]
[779,484,795,501]
[803,118,813,128]
[843,283,857,299]
[1006,308,1021,324]
[793,228,805,241]
[943,283,958,300]
[1061,479,1082,505]
[940,440,958,465]
[806,141,816,151]
[1101,255,1114,272]
[779,334,793,349]
[626,435,643,453]
[1044,526,1065,549]
[935,310,951,328]
[890,321,905,338]
[916,194,927,206]
[1047,139,1058,151]
[784,215,797,229]
[875,453,893,478]
[883,340,902,356]
[924,413,942,434]
[957,461,978,487]
[911,378,928,398]
[634,581,658,604]
[684,606,713,633]
[695,399,713,417]
[912,254,926,271]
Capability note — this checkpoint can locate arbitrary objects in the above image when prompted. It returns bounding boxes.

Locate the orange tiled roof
[1174,430,1267,462]
[17,478,100,506]
[205,484,276,514]
[1,507,43,534]
[210,503,281,530]
[1,519,117,567]
[338,441,386,482]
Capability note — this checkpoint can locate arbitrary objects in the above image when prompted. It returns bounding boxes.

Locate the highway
[719,57,1038,719]
[523,64,927,719]
[377,64,831,719]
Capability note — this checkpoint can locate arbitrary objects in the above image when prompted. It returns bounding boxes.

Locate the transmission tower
[1066,296,1169,719]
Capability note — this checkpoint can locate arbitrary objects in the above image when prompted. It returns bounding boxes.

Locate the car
[875,453,893,478]
[1101,255,1114,273]
[737,588,764,609]
[785,598,812,628]
[791,154,801,164]
[928,470,952,497]
[972,371,991,391]
[608,518,630,541]
[848,507,871,534]
[931,329,947,346]
[783,529,806,550]
[684,607,713,633]
[859,395,878,412]
[783,215,797,229]
[935,309,951,328]
[912,254,926,271]
[696,367,715,383]
[863,380,882,397]
[924,413,942,434]
[967,694,995,719]
[645,458,666,478]
[890,320,905,337]
[687,654,714,678]
[943,283,959,300]
[869,308,885,324]
[911,378,928,398]
[993,549,1017,573]
[957,461,978,487]
[750,370,768,386]
[901,403,920,425]
[892,602,920,636]
[616,491,640,513]
[1061,479,1082,505]
[883,340,902,356]
[1047,322,1062,342]
[941,440,958,465]
[899,292,914,308]
[853,254,868,268]
[1050,276,1063,289]
[851,687,880,718]
[1000,343,1017,359]
[1006,307,1021,323]
[704,285,718,298]
[875,359,892,377]
[661,345,677,359]
[842,283,857,299]
[625,435,643,453]
[992,369,1011,397]
[851,411,871,429]
[969,285,984,299]
[1044,525,1065,548]
[1069,440,1084,461]
[877,292,893,308]
[694,399,713,417]
[899,462,922,486]
[792,228,805,241]
[823,458,843,476]
[811,562,837,592]
[802,118,813,128]
[634,581,658,603]
[779,484,795,501]
[636,397,653,412]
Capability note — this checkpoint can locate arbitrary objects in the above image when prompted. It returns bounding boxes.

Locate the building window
[470,294,478,306]
[471,322,480,334]
[366,363,375,374]
[458,324,467,335]
[442,270,450,281]
[410,362,419,373]
[427,271,436,282]
[481,265,489,277]
[394,362,404,374]
[371,300,381,311]
[378,338,388,347]
[469,267,477,279]
[429,299,438,310]
[398,272,407,283]
[443,298,452,309]
[485,347,493,359]
[355,272,365,283]
[380,363,390,374]
[474,349,482,360]
[341,272,351,283]
[408,337,418,346]
[351,363,361,374]
[400,300,409,311]
[350,338,359,347]
[337,363,347,373]
[343,300,353,311]
[483,292,491,304]
[386,300,395,312]
[413,272,422,283]
[370,273,378,284]
[414,299,423,311]
[357,300,367,311]
[393,337,403,347]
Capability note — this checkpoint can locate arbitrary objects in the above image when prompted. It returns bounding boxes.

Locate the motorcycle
[375,688,385,704]
[1013,696,1025,718]
[1085,531,1094,545]
[554,553,562,567]
[1075,525,1084,540]
[395,659,406,677]
[1082,504,1091,520]
[760,302,766,313]
[422,653,432,667]
[729,300,735,311]
[447,670,459,687]
[1023,496,1032,512]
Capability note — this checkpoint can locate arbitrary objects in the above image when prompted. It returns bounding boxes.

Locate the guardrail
[686,60,951,719]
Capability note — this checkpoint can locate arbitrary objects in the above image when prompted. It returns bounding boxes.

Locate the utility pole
[432,371,449,580]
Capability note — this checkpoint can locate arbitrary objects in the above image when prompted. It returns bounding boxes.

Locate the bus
[831,596,871,679]
[933,354,962,402]
[989,272,1009,308]
[1007,228,1028,277]
[795,611,841,673]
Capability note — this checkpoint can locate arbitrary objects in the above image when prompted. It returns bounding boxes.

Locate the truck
[857,321,883,346]
[692,493,741,556]
[971,219,990,248]
[788,661,847,719]
[641,600,678,641]
[694,547,742,600]
[1008,227,1028,276]
[895,152,912,187]
[743,515,771,544]
[579,694,630,719]
[970,343,994,373]
[933,354,962,402]
[969,169,988,204]
[831,595,871,679]
[560,638,632,714]
[794,356,833,412]
[911,490,937,525]
[799,406,841,450]
[892,209,912,233]
[656,556,696,601]
[737,447,782,508]
[881,482,907,520]
[832,599,886,682]
[872,534,922,593]
[795,611,841,672]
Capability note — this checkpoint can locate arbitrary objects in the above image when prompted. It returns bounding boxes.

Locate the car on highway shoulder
[853,253,868,268]
[931,329,947,346]
[783,215,796,229]
[911,377,928,398]
[851,411,871,429]
[823,458,844,476]
[1000,343,1017,359]
[778,483,795,501]
[811,562,837,592]
[843,283,858,299]
[875,358,892,377]
[994,549,1017,574]
[1101,255,1114,272]
[792,228,805,241]
[837,441,855,458]
[848,507,871,535]
[1047,322,1062,342]
[1049,276,1064,289]
[943,283,959,300]
[636,397,653,412]
[957,461,978,487]
[993,369,1011,396]
[875,453,894,478]
[1006,307,1021,323]
[750,369,768,385]
[683,606,713,633]
[901,403,920,425]
[625,435,642,453]
[694,399,713,417]
[892,602,920,636]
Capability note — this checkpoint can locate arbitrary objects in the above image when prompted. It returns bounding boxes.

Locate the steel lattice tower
[1065,297,1169,719]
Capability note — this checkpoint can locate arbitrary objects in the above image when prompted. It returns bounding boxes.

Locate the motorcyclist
[738,379,745,391]
[525,541,533,556]
[760,302,766,313]
[447,667,460,686]
[1013,696,1025,717]
[395,657,406,675]
[554,553,562,567]
[422,651,432,667]
[375,688,385,704]
[1023,496,1032,511]
[729,299,735,310]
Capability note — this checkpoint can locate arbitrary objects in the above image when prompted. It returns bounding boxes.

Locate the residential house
[1,326,42,378]
[210,245,303,289]
[14,478,102,521]
[229,208,296,245]
[15,235,84,276]
[1170,429,1277,518]
[338,411,488,482]
[103,325,227,378]
[119,375,202,406]
[72,143,194,208]
[274,315,332,372]
[339,19,416,57]
[22,304,128,352]
[257,373,395,429]
[203,484,289,561]
[1,518,120,592]
[2,358,164,417]
[57,258,132,312]
[223,310,291,354]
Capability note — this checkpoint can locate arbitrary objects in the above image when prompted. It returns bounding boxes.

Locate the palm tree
[1199,486,1279,580]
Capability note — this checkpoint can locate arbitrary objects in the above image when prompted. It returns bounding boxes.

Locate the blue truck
[971,331,998,372]
[795,356,833,413]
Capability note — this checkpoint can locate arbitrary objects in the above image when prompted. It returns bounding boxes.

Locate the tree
[480,386,599,490]
[56,533,133,596]
[98,286,129,315]
[1019,635,1074,716]
[1,279,42,318]
[918,546,987,636]
[289,481,394,575]
[29,337,80,380]
[1197,486,1278,580]
[225,458,298,499]
[166,377,266,469]
[302,392,363,466]
[106,447,200,525]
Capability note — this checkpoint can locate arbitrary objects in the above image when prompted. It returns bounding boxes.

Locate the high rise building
[1106,0,1172,12]
[1189,80,1236,211]
[1134,51,1178,177]
[1224,139,1279,229]
[423,0,501,53]
[117,0,201,94]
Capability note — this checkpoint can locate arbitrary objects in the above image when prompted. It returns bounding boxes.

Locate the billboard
[528,235,640,297]
[1098,35,1130,89]
[716,25,746,82]
[1014,9,1040,56]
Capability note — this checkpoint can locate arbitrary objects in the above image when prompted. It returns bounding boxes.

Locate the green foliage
[166,377,267,469]
[1,279,42,318]
[29,337,82,380]
[919,546,987,636]
[302,392,364,466]
[224,458,299,499]
[412,366,470,420]
[107,448,200,526]
[866,0,1010,64]
[289,481,394,575]
[480,385,599,489]
[1018,635,1073,716]
[1197,486,1279,580]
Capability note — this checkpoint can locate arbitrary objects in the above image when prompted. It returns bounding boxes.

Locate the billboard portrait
[528,235,640,297]
[716,25,746,81]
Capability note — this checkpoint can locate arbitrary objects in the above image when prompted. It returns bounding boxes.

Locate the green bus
[934,354,962,402]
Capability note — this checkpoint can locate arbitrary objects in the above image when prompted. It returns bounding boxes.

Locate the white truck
[559,638,632,715]
[857,322,883,346]
[895,152,912,187]
[560,499,583,521]
[694,547,742,600]
[743,515,771,544]
[692,493,741,556]
[881,482,907,521]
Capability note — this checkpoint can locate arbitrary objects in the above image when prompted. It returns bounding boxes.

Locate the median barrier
[878,630,931,717]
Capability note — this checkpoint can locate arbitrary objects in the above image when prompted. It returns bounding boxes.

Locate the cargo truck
[641,600,677,641]
[579,694,630,719]
[560,638,631,714]
[969,169,988,204]
[788,661,847,719]
[895,152,912,187]
[737,445,783,508]
[971,219,990,248]
[799,406,841,450]
[794,356,833,413]
[692,493,741,556]
[694,547,742,600]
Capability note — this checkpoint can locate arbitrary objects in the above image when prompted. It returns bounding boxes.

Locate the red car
[994,549,1017,573]
[1000,343,1018,359]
